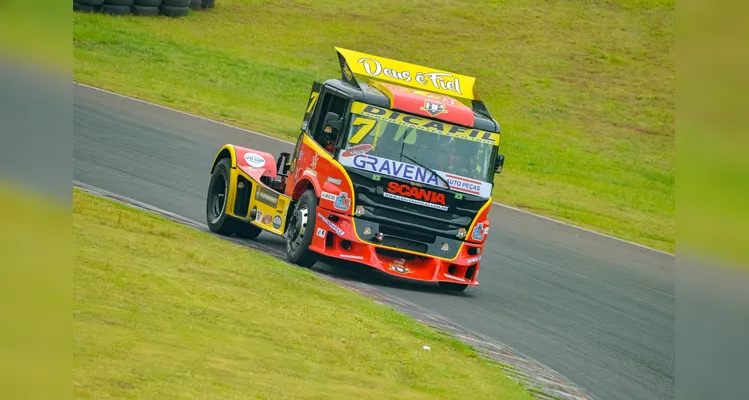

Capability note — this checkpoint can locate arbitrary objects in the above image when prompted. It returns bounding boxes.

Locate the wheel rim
[208,174,228,224]
[285,203,309,253]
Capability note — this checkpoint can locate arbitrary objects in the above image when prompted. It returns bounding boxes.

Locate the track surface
[74,83,675,400]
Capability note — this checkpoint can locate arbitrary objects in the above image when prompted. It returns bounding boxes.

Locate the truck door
[309,88,349,154]
[285,82,322,196]
[284,83,349,196]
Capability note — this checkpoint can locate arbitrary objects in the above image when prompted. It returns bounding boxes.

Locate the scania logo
[386,182,445,205]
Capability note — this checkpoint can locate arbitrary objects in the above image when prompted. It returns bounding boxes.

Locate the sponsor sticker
[263,214,272,225]
[255,186,279,207]
[339,152,492,198]
[255,211,263,222]
[388,264,412,274]
[334,192,351,211]
[244,152,266,168]
[467,256,482,264]
[321,192,337,202]
[304,168,317,177]
[471,223,486,241]
[445,174,485,196]
[387,182,445,205]
[350,102,499,145]
[444,273,466,282]
[363,227,372,235]
[339,254,364,261]
[342,144,373,157]
[340,154,442,187]
[457,228,467,239]
[384,192,448,211]
[421,100,448,117]
[310,153,319,171]
[353,55,464,96]
[317,213,345,237]
[272,215,282,229]
[327,177,342,185]
[441,242,449,252]
[316,227,326,238]
[354,205,365,217]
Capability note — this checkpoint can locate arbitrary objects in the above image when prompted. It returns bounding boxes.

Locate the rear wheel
[438,282,469,292]
[206,158,235,235]
[285,189,320,268]
[206,158,264,240]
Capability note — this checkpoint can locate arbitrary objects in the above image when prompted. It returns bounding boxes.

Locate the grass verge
[72,0,674,253]
[73,189,532,399]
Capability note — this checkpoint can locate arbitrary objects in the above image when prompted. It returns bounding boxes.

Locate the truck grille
[347,169,485,239]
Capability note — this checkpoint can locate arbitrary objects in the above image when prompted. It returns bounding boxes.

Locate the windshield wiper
[400,153,452,191]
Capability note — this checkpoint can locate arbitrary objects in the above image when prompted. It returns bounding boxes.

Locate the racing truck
[205,47,505,291]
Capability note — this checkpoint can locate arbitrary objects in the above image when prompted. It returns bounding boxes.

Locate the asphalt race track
[74,83,675,400]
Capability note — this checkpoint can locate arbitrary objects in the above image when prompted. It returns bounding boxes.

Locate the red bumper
[308,207,483,285]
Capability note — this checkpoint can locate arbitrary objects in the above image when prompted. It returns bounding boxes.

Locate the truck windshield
[340,104,497,186]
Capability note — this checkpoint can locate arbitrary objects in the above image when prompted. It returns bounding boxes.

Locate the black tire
[284,190,320,268]
[438,282,469,292]
[201,0,214,8]
[73,3,99,12]
[162,0,189,6]
[134,0,160,5]
[131,5,159,15]
[77,0,104,5]
[103,0,134,5]
[206,158,235,235]
[101,4,131,14]
[159,5,189,16]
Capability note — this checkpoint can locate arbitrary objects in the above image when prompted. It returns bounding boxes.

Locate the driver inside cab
[321,127,337,154]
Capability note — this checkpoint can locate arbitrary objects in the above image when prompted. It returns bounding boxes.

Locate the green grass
[73,189,532,399]
[72,0,675,253]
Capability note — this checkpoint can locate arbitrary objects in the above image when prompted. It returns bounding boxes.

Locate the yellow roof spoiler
[335,47,496,122]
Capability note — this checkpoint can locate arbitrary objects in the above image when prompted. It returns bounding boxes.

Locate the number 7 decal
[306,92,319,113]
[348,117,375,144]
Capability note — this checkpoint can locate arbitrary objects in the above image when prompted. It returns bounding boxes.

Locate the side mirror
[495,154,505,173]
[323,112,342,134]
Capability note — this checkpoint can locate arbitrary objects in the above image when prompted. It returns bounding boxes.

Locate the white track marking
[74,81,674,258]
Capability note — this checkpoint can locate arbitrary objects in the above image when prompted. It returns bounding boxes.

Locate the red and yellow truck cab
[206,47,505,292]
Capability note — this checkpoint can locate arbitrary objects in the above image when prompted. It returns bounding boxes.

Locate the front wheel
[438,282,469,292]
[284,189,320,268]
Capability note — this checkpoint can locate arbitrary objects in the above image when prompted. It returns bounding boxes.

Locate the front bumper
[308,207,484,285]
